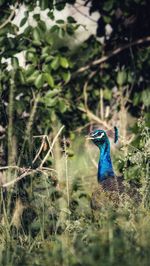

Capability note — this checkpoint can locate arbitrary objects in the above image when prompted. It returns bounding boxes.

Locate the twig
[63,137,70,207]
[0,2,19,30]
[83,81,88,110]
[8,71,15,165]
[40,125,65,168]
[100,89,104,120]
[2,169,32,188]
[73,5,97,23]
[0,165,21,171]
[40,167,57,172]
[17,93,40,166]
[32,136,46,164]
[33,135,47,138]
[74,122,92,132]
[78,105,135,145]
[75,36,150,74]
[78,106,111,130]
[1,167,57,188]
[32,134,54,164]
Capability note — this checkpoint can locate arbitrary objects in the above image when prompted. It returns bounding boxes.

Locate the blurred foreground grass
[0,123,150,266]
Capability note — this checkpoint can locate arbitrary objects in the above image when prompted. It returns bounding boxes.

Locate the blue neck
[97,140,115,182]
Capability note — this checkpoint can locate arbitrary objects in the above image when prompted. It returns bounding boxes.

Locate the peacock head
[87,127,118,149]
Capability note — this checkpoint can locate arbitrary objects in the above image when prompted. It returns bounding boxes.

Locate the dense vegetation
[0,0,150,265]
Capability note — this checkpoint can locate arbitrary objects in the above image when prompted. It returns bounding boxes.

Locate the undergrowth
[0,119,150,266]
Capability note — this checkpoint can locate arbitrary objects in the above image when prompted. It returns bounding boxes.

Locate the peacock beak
[85,135,94,140]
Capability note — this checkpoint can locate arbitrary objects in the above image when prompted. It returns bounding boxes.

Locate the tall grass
[0,120,150,266]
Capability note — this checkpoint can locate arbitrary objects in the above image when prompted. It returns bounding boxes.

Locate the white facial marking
[95,132,104,139]
[91,131,99,137]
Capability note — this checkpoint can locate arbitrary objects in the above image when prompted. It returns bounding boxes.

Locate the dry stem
[0,2,19,30]
[40,125,65,168]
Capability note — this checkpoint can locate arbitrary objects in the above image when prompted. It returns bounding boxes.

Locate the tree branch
[78,106,111,130]
[1,167,57,188]
[75,36,150,74]
[0,2,19,30]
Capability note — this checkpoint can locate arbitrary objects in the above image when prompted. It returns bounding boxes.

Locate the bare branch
[32,134,54,164]
[40,125,65,168]
[75,36,150,74]
[2,169,32,188]
[78,106,111,130]
[1,166,57,188]
[32,136,47,164]
[0,2,19,30]
[73,5,98,23]
[0,165,21,171]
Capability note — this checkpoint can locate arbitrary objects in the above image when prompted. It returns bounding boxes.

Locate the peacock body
[88,127,138,209]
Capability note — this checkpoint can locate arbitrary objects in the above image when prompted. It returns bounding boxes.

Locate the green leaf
[51,56,60,70]
[58,28,65,38]
[56,19,64,24]
[133,92,141,106]
[34,73,44,89]
[32,40,42,47]
[39,0,48,10]
[20,17,28,27]
[45,34,53,45]
[67,16,76,23]
[18,70,25,84]
[32,41,41,47]
[44,73,54,87]
[45,55,54,63]
[116,70,127,86]
[103,1,113,11]
[42,46,51,54]
[47,11,55,20]
[0,0,5,7]
[66,24,74,35]
[45,89,59,98]
[11,57,19,69]
[38,20,47,32]
[26,51,36,62]
[33,14,40,21]
[103,88,112,100]
[27,47,37,53]
[25,65,35,76]
[24,25,32,36]
[26,70,40,83]
[33,28,41,42]
[61,71,71,83]
[41,53,49,61]
[50,25,59,33]
[42,64,51,72]
[142,90,150,107]
[58,100,67,113]
[103,16,111,24]
[60,57,69,68]
[55,2,66,10]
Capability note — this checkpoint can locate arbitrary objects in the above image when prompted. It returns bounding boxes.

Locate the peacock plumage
[88,127,139,209]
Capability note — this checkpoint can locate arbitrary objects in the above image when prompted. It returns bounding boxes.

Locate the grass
[0,123,150,266]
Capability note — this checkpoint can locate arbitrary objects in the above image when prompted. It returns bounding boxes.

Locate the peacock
[87,127,139,209]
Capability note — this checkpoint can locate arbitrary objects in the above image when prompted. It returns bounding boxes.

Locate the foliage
[0,0,150,265]
[0,124,150,266]
[0,0,150,166]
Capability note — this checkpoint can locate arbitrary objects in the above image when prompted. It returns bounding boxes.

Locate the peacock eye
[90,131,104,139]
[97,132,104,138]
